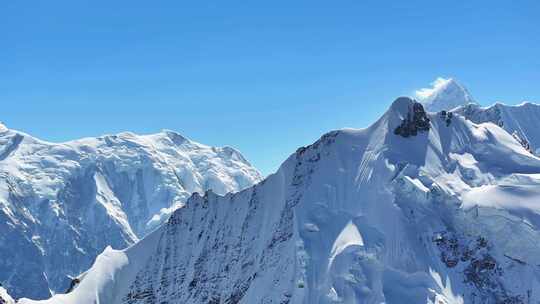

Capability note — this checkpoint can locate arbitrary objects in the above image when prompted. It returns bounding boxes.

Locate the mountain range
[0,127,261,299]
[3,78,540,304]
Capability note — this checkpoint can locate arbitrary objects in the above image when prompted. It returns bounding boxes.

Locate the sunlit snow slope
[418,77,540,156]
[23,97,540,304]
[455,102,540,156]
[0,127,261,300]
[416,78,476,112]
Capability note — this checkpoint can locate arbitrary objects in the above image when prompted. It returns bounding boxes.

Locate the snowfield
[18,93,540,303]
[0,127,261,300]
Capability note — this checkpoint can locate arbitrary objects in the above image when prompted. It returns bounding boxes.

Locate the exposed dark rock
[433,231,526,303]
[394,102,431,137]
[440,110,453,126]
[464,254,500,289]
[512,132,533,154]
[65,277,81,293]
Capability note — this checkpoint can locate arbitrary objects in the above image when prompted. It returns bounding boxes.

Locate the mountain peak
[415,77,477,112]
[25,91,540,304]
[160,129,189,145]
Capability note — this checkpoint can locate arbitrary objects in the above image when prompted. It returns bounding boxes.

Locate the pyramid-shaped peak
[415,77,477,112]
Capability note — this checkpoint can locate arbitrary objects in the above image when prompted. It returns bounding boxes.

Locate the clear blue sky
[1,1,539,175]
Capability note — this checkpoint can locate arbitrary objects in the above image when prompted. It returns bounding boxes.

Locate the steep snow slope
[23,97,540,304]
[454,102,540,156]
[0,126,261,300]
[416,77,477,112]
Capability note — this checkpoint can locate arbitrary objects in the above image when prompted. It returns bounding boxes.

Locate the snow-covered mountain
[21,97,540,304]
[417,77,540,155]
[454,102,540,156]
[0,126,261,300]
[416,77,477,112]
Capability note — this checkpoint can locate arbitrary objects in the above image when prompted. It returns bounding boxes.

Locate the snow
[19,228,163,304]
[328,220,364,269]
[416,77,477,112]
[94,172,138,242]
[428,269,464,304]
[455,101,540,156]
[462,182,540,228]
[0,287,15,304]
[0,128,261,299]
[12,83,540,303]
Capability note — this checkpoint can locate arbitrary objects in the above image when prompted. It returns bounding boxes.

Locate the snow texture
[0,127,261,300]
[455,101,540,157]
[0,287,15,304]
[416,77,477,112]
[20,96,540,304]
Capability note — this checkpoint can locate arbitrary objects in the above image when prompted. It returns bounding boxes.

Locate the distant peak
[415,77,456,99]
[415,77,476,112]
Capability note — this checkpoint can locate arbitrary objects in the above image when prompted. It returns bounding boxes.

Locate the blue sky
[1,1,539,175]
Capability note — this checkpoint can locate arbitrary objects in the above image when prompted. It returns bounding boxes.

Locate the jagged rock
[394,102,430,137]
[434,231,527,303]
[440,110,453,126]
[65,277,81,294]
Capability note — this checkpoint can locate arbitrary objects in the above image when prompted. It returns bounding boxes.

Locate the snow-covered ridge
[453,101,540,156]
[0,126,262,300]
[416,76,540,154]
[23,97,540,303]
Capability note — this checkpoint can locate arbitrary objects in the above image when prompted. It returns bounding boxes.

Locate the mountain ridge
[20,97,540,303]
[453,101,540,156]
[0,126,262,300]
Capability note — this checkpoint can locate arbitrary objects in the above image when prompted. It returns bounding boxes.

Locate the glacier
[18,95,540,304]
[0,127,261,300]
